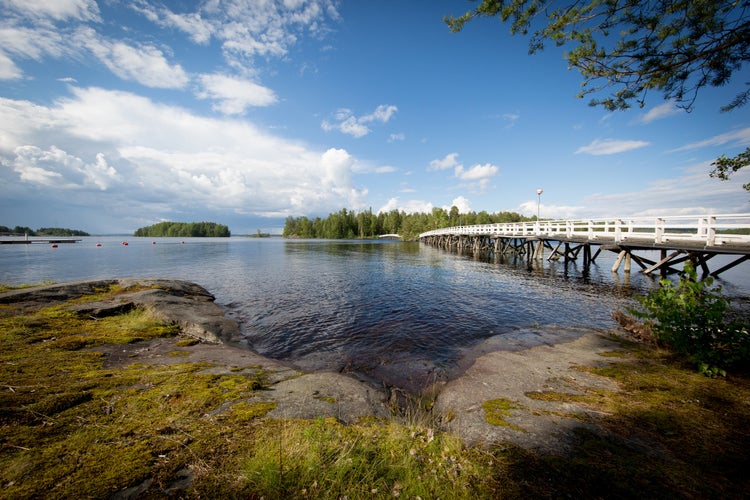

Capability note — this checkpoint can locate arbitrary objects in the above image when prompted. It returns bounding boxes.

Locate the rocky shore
[1,278,631,454]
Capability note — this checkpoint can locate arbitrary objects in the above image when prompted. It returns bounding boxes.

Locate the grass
[1,283,750,497]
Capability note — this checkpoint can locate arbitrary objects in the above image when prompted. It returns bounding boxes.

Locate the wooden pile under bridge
[419,214,750,278]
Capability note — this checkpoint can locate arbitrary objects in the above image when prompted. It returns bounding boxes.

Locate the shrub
[627,262,750,376]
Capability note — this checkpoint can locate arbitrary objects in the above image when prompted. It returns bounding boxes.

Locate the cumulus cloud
[454,163,498,192]
[0,87,369,222]
[445,196,472,213]
[454,163,498,181]
[428,153,459,171]
[196,73,277,114]
[575,138,650,155]
[377,197,434,215]
[427,153,498,192]
[321,105,398,138]
[10,145,119,190]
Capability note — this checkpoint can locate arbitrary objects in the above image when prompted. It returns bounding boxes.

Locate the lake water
[2,236,749,392]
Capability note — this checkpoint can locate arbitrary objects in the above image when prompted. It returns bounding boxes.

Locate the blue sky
[1,0,748,235]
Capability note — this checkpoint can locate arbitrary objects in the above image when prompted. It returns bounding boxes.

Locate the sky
[1,0,748,235]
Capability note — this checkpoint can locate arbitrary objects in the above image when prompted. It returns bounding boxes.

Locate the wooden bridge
[419,214,750,277]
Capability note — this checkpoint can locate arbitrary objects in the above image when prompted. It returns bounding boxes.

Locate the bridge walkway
[418,214,750,277]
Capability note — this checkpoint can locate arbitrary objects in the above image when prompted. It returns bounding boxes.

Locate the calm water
[2,236,749,391]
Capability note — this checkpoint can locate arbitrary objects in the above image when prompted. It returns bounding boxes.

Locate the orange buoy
[51,244,58,248]
[96,243,102,247]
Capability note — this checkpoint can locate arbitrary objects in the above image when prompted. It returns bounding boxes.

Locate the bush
[628,263,750,376]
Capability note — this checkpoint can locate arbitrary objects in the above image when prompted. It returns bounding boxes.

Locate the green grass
[1,285,750,498]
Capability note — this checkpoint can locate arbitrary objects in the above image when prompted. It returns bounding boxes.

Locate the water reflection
[2,237,748,393]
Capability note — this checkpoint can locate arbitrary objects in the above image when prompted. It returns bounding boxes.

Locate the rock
[0,279,119,311]
[434,330,627,455]
[264,372,389,423]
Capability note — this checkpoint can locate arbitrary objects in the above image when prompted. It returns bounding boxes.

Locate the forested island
[134,221,230,237]
[0,225,90,237]
[283,207,532,240]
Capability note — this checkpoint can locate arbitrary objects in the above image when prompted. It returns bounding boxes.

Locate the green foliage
[134,221,230,237]
[282,207,530,240]
[628,263,750,375]
[36,227,90,236]
[0,226,89,236]
[445,0,749,113]
[711,146,750,191]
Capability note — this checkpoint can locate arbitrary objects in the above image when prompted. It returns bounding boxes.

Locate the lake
[2,236,749,391]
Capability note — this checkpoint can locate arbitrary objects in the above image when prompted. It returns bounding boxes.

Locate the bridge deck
[419,214,750,277]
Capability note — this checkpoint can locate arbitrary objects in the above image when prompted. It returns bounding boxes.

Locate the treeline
[282,207,532,240]
[0,226,90,236]
[134,221,230,237]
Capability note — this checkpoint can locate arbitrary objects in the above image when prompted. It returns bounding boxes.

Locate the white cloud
[377,197,434,215]
[1,0,100,22]
[575,138,650,155]
[0,88,369,219]
[428,152,459,171]
[388,133,405,142]
[0,25,70,62]
[0,50,21,79]
[132,4,213,45]
[454,163,498,192]
[639,102,681,123]
[321,104,398,138]
[445,196,472,213]
[196,73,277,114]
[670,126,750,152]
[132,0,340,70]
[362,104,397,123]
[10,145,119,190]
[454,163,498,181]
[78,31,189,89]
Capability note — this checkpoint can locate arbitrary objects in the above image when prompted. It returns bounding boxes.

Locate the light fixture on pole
[536,188,543,221]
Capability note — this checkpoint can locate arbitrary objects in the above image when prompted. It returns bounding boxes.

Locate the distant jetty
[0,235,81,244]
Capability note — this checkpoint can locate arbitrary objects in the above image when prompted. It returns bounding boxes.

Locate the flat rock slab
[264,372,390,423]
[435,331,627,455]
[1,278,390,423]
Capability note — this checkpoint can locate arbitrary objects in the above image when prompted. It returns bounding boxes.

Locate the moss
[229,401,277,421]
[482,398,523,430]
[3,283,750,498]
[314,395,337,404]
[175,337,200,347]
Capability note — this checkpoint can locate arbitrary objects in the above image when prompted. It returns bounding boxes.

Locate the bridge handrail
[418,213,750,247]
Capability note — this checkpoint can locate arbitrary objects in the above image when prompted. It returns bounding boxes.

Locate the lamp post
[536,188,543,221]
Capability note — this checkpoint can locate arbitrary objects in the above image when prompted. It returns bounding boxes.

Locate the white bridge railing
[419,214,750,248]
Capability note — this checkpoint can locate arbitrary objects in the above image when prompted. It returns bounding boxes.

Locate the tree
[445,0,749,112]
